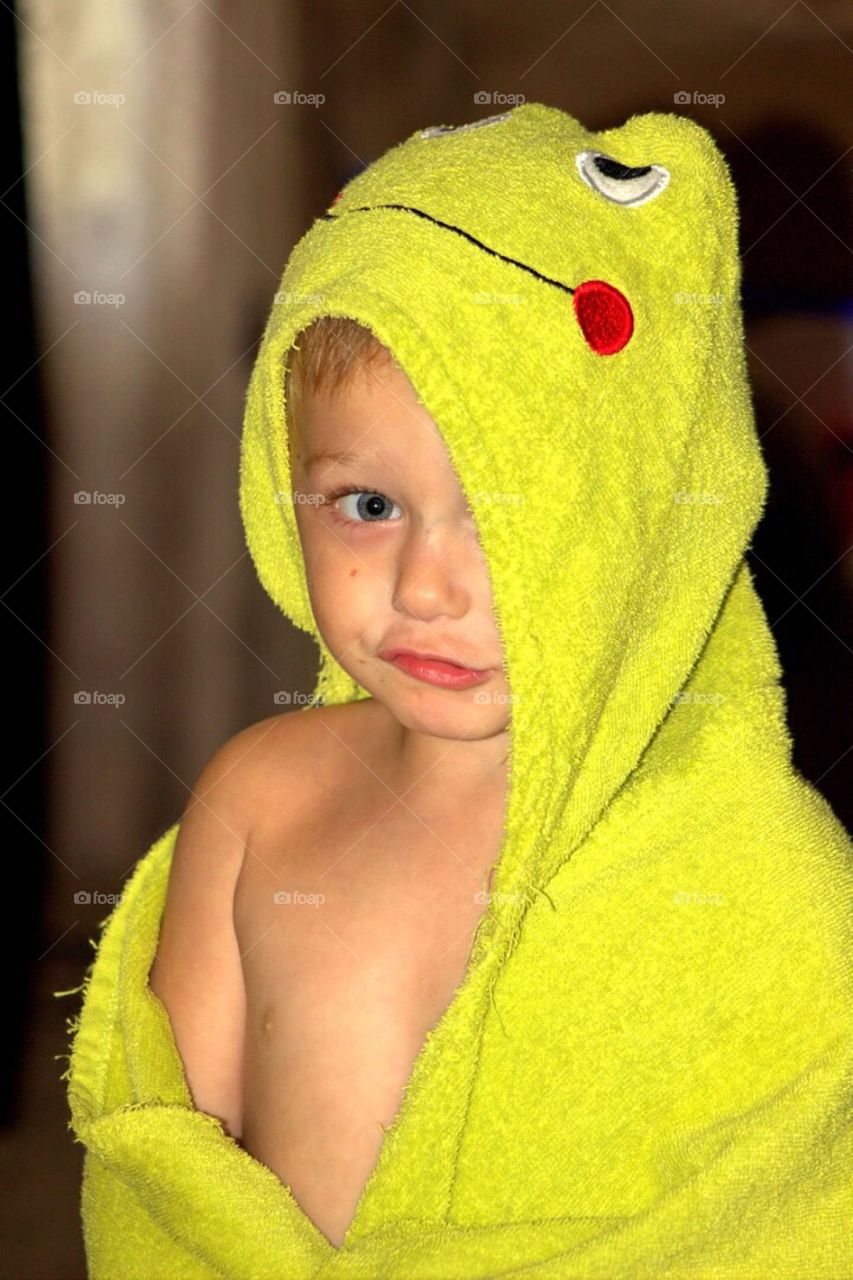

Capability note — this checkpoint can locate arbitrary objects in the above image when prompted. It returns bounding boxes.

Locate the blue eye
[326,486,402,525]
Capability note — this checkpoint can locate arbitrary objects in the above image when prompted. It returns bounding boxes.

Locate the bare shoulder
[235,698,389,815]
[179,703,358,816]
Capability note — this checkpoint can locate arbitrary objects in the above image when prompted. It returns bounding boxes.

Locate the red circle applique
[574,279,634,354]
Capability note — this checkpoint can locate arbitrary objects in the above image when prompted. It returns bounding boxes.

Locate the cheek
[301,534,389,635]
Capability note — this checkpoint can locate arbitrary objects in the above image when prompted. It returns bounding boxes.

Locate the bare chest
[233,797,505,1246]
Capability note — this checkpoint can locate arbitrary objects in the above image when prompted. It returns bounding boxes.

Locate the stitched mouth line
[319,204,575,298]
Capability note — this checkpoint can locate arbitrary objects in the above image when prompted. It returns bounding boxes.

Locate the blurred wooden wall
[21,2,315,920]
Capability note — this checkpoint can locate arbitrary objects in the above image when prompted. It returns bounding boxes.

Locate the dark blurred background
[1,2,850,1274]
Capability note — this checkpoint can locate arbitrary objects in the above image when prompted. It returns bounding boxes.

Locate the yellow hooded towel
[58,102,852,1278]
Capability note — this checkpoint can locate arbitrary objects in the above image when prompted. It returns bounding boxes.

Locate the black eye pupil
[360,494,387,518]
[594,155,653,181]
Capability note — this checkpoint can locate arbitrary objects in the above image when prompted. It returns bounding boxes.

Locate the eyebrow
[301,449,386,473]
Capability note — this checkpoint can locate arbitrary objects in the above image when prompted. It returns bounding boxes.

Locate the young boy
[65,102,852,1279]
[149,320,513,1248]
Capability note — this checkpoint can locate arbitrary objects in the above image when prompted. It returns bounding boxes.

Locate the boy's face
[287,351,511,746]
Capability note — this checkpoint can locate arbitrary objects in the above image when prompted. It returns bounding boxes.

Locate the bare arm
[149,728,257,1139]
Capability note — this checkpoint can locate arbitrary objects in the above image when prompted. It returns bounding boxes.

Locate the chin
[385,682,509,736]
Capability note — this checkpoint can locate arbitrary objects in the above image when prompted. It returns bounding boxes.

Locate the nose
[391,521,472,620]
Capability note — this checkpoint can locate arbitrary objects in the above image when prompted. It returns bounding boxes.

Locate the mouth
[379,647,494,690]
[320,202,633,355]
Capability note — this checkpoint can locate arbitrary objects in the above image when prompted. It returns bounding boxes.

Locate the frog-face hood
[240,101,776,900]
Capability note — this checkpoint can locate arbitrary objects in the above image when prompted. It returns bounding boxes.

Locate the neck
[371,699,510,807]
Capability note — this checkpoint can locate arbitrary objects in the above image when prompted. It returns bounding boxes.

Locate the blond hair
[284,316,392,447]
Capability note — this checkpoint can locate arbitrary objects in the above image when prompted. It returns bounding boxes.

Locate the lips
[380,648,495,690]
[380,647,491,675]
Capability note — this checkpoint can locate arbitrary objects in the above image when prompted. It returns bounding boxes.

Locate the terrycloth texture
[59,102,852,1278]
